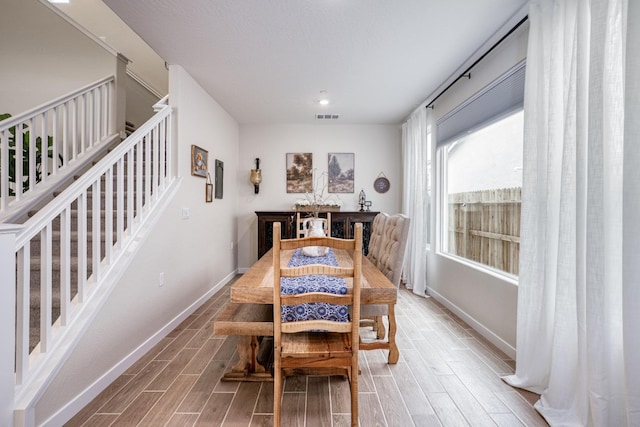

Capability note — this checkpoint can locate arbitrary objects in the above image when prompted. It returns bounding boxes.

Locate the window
[440,110,523,276]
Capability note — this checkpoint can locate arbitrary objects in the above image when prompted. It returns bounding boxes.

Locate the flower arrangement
[293,170,342,214]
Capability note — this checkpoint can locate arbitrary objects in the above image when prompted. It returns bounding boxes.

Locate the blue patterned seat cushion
[280,248,348,323]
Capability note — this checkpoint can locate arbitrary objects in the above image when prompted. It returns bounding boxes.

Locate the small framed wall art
[191,145,208,178]
[205,173,213,202]
[215,159,224,199]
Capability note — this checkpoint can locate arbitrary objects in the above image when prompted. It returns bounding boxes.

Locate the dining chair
[361,214,410,340]
[366,212,388,266]
[377,214,411,286]
[361,212,388,334]
[272,221,362,427]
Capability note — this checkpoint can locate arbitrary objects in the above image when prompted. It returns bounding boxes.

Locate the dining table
[213,247,399,381]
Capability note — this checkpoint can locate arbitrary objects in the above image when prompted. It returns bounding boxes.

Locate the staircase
[25,120,142,350]
[26,141,138,351]
[1,79,176,426]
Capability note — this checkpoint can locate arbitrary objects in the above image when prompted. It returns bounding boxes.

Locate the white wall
[35,65,240,425]
[427,21,529,357]
[125,74,160,129]
[237,124,402,269]
[0,0,122,116]
[51,0,168,96]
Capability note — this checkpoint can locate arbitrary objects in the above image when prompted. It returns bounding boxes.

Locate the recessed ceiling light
[316,90,330,106]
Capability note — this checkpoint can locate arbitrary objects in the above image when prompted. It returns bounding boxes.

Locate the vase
[302,218,329,257]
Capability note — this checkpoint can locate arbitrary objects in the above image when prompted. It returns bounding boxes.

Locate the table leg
[387,304,399,364]
[231,336,266,373]
[223,336,272,381]
[374,315,386,340]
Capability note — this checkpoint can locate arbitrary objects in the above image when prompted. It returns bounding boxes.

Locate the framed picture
[328,153,354,193]
[286,153,313,193]
[191,145,208,178]
[215,159,224,199]
[205,173,213,202]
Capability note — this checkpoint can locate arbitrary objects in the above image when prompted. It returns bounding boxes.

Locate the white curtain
[401,107,429,296]
[503,0,640,425]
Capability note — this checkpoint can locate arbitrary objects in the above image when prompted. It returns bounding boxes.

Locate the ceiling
[102,0,528,125]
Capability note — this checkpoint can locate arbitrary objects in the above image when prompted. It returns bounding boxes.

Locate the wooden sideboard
[256,211,379,258]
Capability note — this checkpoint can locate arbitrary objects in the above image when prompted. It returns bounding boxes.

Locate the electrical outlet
[159,272,165,287]
[181,208,190,219]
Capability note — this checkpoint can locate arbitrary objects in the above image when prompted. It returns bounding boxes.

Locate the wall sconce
[249,158,262,194]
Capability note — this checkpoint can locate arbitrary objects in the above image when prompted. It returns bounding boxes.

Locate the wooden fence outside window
[447,187,521,276]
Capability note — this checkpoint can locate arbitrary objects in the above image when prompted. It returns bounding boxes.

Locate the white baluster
[40,223,52,352]
[136,141,143,227]
[0,129,9,211]
[41,111,48,181]
[77,191,87,302]
[91,179,101,282]
[145,130,151,210]
[104,166,113,264]
[126,148,134,233]
[116,157,124,250]
[15,120,24,200]
[60,206,71,326]
[159,120,166,190]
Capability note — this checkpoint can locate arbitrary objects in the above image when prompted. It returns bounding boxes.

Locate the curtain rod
[426,15,529,110]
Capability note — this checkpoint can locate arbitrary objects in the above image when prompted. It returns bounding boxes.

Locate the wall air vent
[315,114,340,120]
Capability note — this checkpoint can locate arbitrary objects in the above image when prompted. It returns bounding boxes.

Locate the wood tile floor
[66,280,548,426]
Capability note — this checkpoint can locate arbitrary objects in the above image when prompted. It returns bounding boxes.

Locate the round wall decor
[374,175,390,193]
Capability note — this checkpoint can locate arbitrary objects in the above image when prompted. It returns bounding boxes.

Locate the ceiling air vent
[315,114,340,120]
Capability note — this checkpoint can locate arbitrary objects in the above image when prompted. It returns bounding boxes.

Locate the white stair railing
[10,96,174,423]
[0,76,116,217]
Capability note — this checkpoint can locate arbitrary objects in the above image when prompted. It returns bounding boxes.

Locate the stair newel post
[114,53,128,138]
[0,224,22,427]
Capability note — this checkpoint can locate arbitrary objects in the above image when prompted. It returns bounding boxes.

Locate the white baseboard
[426,286,516,359]
[42,270,238,427]
[237,267,249,274]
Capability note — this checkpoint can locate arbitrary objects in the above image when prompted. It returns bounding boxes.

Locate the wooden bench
[213,303,274,381]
